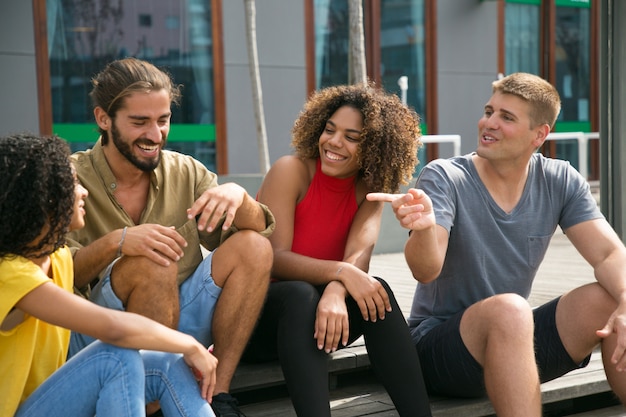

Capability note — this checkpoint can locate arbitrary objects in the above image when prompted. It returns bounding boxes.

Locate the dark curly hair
[291,82,422,193]
[0,133,74,259]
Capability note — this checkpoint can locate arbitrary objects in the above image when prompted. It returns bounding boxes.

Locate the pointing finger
[366,192,398,203]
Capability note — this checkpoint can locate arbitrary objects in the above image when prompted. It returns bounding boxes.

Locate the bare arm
[72,230,121,289]
[16,282,218,400]
[258,156,379,286]
[259,156,391,351]
[367,188,447,283]
[566,219,626,303]
[187,183,268,233]
[232,191,269,232]
[73,225,188,289]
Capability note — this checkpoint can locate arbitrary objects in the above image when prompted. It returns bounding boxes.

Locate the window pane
[380,0,426,119]
[505,3,540,75]
[47,0,216,170]
[315,0,350,88]
[555,6,590,123]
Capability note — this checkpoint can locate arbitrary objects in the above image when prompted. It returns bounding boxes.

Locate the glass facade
[313,0,427,171]
[314,0,350,88]
[505,0,593,173]
[555,4,591,126]
[46,0,217,170]
[505,0,591,131]
[380,0,426,119]
[505,3,540,75]
[41,0,593,176]
[314,0,426,119]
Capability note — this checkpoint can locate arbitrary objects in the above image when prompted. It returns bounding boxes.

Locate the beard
[110,123,163,172]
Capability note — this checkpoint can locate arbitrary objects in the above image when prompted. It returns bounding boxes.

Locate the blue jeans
[16,342,144,417]
[143,350,215,416]
[16,342,214,417]
[69,252,221,356]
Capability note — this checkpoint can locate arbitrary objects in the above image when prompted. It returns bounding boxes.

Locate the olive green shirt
[67,140,275,286]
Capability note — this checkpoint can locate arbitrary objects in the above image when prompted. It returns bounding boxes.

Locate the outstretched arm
[367,188,447,283]
[16,282,218,401]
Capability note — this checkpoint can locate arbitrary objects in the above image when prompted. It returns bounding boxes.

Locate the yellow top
[0,247,73,416]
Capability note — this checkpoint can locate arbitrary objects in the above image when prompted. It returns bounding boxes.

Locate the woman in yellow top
[0,133,217,417]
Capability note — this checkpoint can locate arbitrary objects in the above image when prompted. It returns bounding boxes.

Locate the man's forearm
[233,194,268,232]
[73,231,121,289]
[405,227,445,283]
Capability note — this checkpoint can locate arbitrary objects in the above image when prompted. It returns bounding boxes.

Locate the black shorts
[415,297,591,398]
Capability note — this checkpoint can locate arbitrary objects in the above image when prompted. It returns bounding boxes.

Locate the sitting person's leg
[416,309,485,397]
[418,294,540,417]
[278,283,331,417]
[243,280,330,417]
[198,230,272,413]
[17,342,145,417]
[177,251,222,347]
[350,277,431,417]
[68,256,178,358]
[142,350,215,417]
[540,283,626,401]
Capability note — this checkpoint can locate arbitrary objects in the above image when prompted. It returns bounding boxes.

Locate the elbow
[405,252,443,284]
[412,266,441,284]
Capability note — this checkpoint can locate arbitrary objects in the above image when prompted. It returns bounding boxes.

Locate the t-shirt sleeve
[415,159,456,233]
[556,161,604,230]
[0,259,48,323]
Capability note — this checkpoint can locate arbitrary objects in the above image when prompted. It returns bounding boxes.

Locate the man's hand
[367,188,436,231]
[597,302,626,371]
[121,224,187,266]
[187,183,247,232]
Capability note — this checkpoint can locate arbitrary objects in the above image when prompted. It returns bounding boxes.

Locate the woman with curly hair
[0,133,218,417]
[241,83,432,416]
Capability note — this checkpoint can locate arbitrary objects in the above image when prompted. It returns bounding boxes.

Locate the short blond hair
[492,73,561,128]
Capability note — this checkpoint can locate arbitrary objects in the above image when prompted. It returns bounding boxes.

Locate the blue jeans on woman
[16,341,215,417]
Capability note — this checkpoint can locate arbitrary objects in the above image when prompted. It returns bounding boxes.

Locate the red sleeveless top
[291,159,358,261]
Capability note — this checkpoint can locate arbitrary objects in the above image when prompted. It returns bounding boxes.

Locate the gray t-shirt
[408,153,603,344]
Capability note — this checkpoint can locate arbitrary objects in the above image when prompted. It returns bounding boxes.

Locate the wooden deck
[235,226,625,416]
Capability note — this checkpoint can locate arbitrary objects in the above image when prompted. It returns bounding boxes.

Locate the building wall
[222,0,502,173]
[222,1,308,174]
[0,2,40,136]
[437,0,500,155]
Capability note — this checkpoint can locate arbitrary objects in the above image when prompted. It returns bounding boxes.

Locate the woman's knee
[270,281,320,322]
[372,276,392,293]
[80,342,145,375]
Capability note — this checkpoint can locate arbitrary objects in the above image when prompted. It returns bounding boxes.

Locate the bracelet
[117,226,127,258]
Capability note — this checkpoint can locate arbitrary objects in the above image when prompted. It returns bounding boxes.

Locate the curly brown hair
[291,82,421,193]
[0,133,74,259]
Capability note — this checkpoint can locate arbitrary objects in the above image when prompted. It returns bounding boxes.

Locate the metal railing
[421,134,462,157]
[545,132,599,180]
